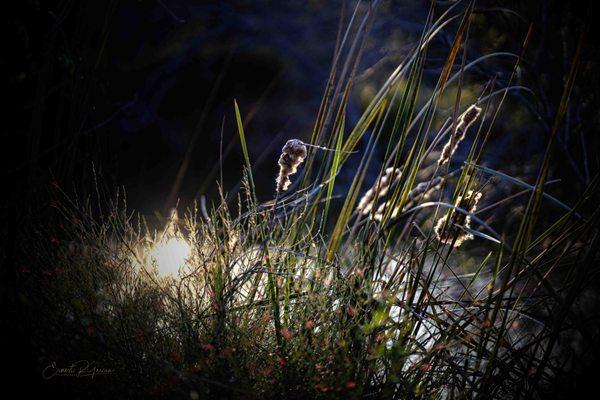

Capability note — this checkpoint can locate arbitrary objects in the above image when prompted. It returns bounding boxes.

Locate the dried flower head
[356,167,402,215]
[438,104,482,166]
[276,139,307,193]
[371,176,443,221]
[372,200,400,222]
[434,190,482,247]
[408,176,444,202]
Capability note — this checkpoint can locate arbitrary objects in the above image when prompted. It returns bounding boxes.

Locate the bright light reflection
[130,208,192,278]
[147,234,191,278]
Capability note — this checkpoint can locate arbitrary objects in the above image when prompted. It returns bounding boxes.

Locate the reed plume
[275,139,307,193]
[372,176,443,221]
[434,189,482,247]
[407,176,443,202]
[438,104,482,166]
[356,167,402,215]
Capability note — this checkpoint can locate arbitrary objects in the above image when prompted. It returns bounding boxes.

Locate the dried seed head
[356,167,402,215]
[434,190,482,247]
[276,139,307,193]
[372,200,400,222]
[408,176,444,202]
[371,176,444,222]
[438,104,482,166]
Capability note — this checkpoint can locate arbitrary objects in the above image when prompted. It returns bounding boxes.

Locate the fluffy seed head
[356,167,402,215]
[371,176,443,222]
[434,190,482,247]
[276,139,307,193]
[438,104,482,166]
[408,176,444,202]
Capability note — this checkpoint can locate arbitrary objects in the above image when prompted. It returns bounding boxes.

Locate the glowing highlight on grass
[134,208,192,278]
[147,234,191,277]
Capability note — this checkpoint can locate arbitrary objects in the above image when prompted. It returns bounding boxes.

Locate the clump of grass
[21,3,599,399]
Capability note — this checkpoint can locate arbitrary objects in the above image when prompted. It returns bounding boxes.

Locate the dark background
[2,0,599,397]
[4,1,598,210]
